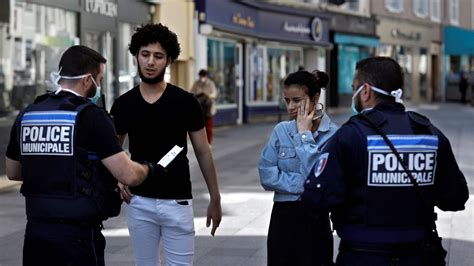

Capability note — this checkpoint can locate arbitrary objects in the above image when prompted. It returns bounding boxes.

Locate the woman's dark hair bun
[312,70,329,88]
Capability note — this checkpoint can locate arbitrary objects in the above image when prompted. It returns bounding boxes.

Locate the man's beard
[137,62,166,84]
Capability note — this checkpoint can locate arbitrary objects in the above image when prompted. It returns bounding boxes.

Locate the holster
[421,230,447,266]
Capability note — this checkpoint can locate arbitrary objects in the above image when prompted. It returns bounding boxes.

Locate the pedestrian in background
[5,45,152,266]
[259,70,338,266]
[110,23,222,266]
[302,57,469,265]
[191,69,217,144]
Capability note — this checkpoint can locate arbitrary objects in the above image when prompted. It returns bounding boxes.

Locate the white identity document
[158,145,184,168]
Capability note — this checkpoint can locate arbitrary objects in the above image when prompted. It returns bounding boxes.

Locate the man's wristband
[144,161,155,180]
[143,161,167,179]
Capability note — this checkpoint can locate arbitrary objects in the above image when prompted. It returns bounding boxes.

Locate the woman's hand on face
[296,99,314,133]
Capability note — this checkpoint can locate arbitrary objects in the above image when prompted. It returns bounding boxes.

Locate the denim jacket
[259,114,338,202]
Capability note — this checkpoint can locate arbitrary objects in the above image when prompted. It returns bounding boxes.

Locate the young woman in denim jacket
[259,70,338,266]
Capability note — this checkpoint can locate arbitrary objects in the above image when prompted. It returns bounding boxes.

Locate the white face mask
[50,67,101,104]
[351,84,404,114]
[351,85,364,114]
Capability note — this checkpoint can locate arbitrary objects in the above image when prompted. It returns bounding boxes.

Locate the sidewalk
[0,103,472,266]
[0,175,20,191]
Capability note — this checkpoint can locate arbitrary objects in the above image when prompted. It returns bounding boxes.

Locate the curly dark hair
[128,23,181,62]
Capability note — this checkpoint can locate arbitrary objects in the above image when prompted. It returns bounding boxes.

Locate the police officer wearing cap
[302,57,469,265]
[5,45,157,266]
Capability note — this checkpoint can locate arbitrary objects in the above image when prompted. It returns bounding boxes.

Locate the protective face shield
[50,67,101,104]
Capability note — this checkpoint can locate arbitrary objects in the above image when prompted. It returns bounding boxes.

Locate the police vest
[333,108,437,242]
[18,92,121,221]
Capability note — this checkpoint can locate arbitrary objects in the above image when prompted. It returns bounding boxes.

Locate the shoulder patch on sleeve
[314,152,329,178]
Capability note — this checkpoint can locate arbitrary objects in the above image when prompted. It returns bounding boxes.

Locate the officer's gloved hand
[145,162,168,179]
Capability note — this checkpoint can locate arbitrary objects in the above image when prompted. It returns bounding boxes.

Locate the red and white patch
[314,153,329,178]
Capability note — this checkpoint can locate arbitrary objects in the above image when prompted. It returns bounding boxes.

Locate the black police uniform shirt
[110,83,205,200]
[6,92,123,219]
[302,102,469,236]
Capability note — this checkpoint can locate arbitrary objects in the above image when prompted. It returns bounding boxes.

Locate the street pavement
[0,102,473,265]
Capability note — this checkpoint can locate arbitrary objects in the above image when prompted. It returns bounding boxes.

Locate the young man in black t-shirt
[111,23,222,266]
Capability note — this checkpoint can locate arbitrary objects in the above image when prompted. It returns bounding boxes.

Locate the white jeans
[127,195,195,266]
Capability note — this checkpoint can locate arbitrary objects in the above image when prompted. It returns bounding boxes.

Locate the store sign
[201,0,330,45]
[85,0,118,17]
[377,19,431,47]
[281,17,323,42]
[331,14,375,35]
[311,17,323,42]
[232,12,255,29]
[391,29,421,42]
[283,21,310,35]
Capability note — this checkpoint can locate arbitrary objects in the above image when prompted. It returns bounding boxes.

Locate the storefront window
[396,46,412,100]
[208,38,237,105]
[449,56,461,73]
[469,56,474,72]
[419,48,428,98]
[118,23,139,96]
[249,44,265,102]
[338,45,359,95]
[266,47,302,103]
[378,44,413,100]
[1,2,78,114]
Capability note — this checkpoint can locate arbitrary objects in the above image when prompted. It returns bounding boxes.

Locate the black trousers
[267,201,334,266]
[23,220,105,266]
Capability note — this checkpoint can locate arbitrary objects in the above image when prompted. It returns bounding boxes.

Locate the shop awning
[444,26,474,55]
[334,33,379,47]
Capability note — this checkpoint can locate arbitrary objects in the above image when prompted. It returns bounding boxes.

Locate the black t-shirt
[110,84,205,199]
[6,94,123,161]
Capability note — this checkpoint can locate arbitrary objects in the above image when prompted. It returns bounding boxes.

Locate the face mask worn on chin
[351,84,404,114]
[50,67,101,104]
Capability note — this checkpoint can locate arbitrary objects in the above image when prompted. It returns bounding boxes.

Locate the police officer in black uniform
[5,45,157,266]
[302,57,469,265]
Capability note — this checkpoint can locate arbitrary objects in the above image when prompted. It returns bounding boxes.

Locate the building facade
[326,0,378,108]
[152,0,196,93]
[0,0,150,176]
[0,0,151,114]
[371,0,443,103]
[195,0,332,125]
[442,0,474,102]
